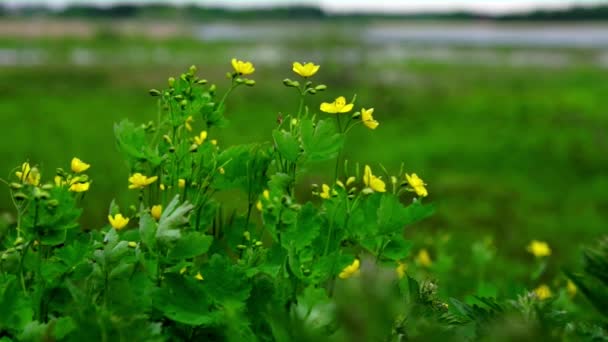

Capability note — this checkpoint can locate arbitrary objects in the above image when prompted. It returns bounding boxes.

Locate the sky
[3,0,607,14]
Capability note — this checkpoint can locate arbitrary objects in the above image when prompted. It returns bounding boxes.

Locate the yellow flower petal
[151,205,162,221]
[108,213,129,230]
[128,173,158,190]
[69,182,90,193]
[320,96,354,114]
[526,240,551,258]
[416,249,432,267]
[292,61,320,77]
[534,284,552,300]
[71,157,90,173]
[405,173,428,197]
[361,108,379,130]
[231,58,255,75]
[339,259,360,279]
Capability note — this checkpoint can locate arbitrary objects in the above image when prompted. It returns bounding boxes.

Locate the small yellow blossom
[195,272,204,281]
[128,173,158,190]
[336,180,345,188]
[256,200,263,211]
[69,182,90,193]
[218,167,225,175]
[319,184,331,199]
[527,240,551,258]
[346,176,356,186]
[15,163,40,186]
[339,259,360,279]
[534,284,552,300]
[231,58,255,75]
[292,61,320,78]
[416,249,432,267]
[179,267,188,274]
[361,108,379,130]
[405,173,428,197]
[128,241,137,248]
[363,165,386,192]
[396,262,408,279]
[567,279,577,297]
[151,205,162,221]
[211,139,218,146]
[194,131,207,145]
[71,157,90,173]
[159,183,166,191]
[54,176,65,187]
[108,213,129,230]
[320,96,354,114]
[178,179,186,189]
[263,189,270,200]
[185,116,194,132]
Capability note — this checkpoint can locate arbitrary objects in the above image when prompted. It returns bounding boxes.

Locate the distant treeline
[2,3,608,21]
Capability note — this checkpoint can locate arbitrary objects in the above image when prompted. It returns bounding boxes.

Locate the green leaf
[114,119,163,167]
[382,235,413,261]
[154,274,219,326]
[282,202,321,252]
[156,195,194,244]
[167,232,213,260]
[202,254,252,306]
[273,129,301,162]
[0,275,34,332]
[139,212,158,251]
[214,144,271,194]
[301,118,344,163]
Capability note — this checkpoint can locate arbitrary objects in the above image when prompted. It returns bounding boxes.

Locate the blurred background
[1,0,607,296]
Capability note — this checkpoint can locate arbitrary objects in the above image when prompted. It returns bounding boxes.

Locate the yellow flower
[256,200,263,211]
[339,259,360,279]
[416,249,432,267]
[54,175,65,187]
[69,182,90,193]
[180,267,188,274]
[257,190,270,211]
[405,173,428,197]
[128,173,158,190]
[71,157,90,173]
[178,179,186,189]
[218,167,225,175]
[15,163,40,186]
[567,279,577,297]
[195,272,204,281]
[361,108,379,130]
[128,241,137,248]
[396,262,408,279]
[231,58,255,75]
[534,284,552,300]
[211,139,218,146]
[526,240,551,258]
[185,116,194,132]
[346,176,356,186]
[320,96,354,114]
[292,61,320,78]
[363,165,386,192]
[194,131,207,145]
[319,184,331,199]
[108,213,129,230]
[159,183,166,191]
[151,205,162,221]
[263,189,270,200]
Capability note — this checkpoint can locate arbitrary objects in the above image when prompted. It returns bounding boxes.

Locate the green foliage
[1,61,606,342]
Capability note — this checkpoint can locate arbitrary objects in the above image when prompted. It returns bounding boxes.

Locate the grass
[1,35,607,299]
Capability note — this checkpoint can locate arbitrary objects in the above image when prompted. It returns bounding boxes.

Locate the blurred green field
[1,32,607,298]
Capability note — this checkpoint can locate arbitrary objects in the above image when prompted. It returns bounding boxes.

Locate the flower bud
[351,111,361,119]
[245,79,256,86]
[282,78,300,87]
[226,72,233,79]
[255,241,263,247]
[197,79,208,85]
[149,89,161,97]
[180,73,188,81]
[9,182,22,190]
[47,199,59,207]
[14,192,28,201]
[189,144,198,152]
[41,184,54,190]
[168,77,175,87]
[188,65,197,75]
[235,77,244,84]
[14,237,24,246]
[307,88,317,95]
[237,244,247,250]
[209,84,217,94]
[315,84,327,91]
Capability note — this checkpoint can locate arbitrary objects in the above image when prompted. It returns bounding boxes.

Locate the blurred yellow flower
[178,179,186,189]
[339,259,360,279]
[128,173,158,190]
[108,213,129,230]
[396,262,408,279]
[567,279,577,297]
[534,284,552,300]
[292,61,320,78]
[194,131,207,145]
[263,189,270,200]
[361,108,379,130]
[363,165,386,192]
[195,272,204,281]
[256,200,263,211]
[54,175,65,187]
[15,162,40,186]
[405,173,428,197]
[185,115,194,132]
[159,183,166,191]
[416,249,432,267]
[346,176,356,186]
[151,205,162,221]
[218,167,225,175]
[211,139,218,146]
[71,157,90,173]
[320,184,331,199]
[320,96,353,114]
[527,240,551,258]
[128,241,137,248]
[69,182,90,193]
[336,180,345,188]
[231,58,255,75]
[257,190,270,211]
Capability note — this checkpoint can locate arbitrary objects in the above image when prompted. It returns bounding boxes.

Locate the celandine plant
[5,60,604,341]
